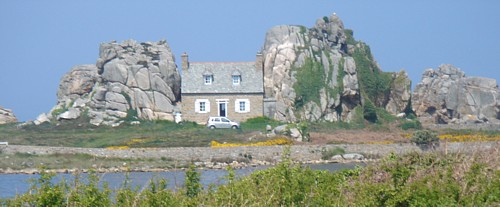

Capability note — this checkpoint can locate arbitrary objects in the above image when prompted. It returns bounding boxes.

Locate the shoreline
[1,141,497,175]
[0,159,370,175]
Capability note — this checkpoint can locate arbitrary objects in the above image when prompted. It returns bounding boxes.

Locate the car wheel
[231,125,238,129]
[209,125,216,129]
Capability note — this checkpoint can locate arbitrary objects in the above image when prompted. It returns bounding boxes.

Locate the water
[0,163,363,199]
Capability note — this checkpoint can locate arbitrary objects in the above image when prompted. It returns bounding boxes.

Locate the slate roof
[181,62,263,94]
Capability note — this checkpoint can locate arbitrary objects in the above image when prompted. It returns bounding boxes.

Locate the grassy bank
[2,148,498,206]
[0,117,283,148]
[0,152,181,172]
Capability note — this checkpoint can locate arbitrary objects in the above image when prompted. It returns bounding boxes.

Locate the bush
[410,130,439,150]
[400,120,422,130]
[363,101,378,123]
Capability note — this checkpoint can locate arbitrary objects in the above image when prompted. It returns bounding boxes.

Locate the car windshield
[222,118,230,122]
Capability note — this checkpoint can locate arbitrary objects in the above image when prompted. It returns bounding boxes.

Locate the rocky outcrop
[262,14,411,122]
[0,106,17,124]
[385,70,412,115]
[412,64,500,124]
[40,39,181,126]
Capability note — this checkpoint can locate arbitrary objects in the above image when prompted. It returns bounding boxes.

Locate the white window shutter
[206,100,211,112]
[194,100,200,113]
[245,100,250,112]
[234,100,239,112]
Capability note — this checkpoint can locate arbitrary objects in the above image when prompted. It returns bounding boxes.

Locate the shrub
[185,164,202,198]
[363,101,378,123]
[400,120,422,130]
[410,130,439,150]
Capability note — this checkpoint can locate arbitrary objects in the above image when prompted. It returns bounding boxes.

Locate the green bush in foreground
[3,149,499,206]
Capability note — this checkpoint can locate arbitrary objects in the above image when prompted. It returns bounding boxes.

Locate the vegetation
[363,100,378,123]
[346,28,394,113]
[3,149,499,206]
[400,119,422,130]
[210,137,292,148]
[293,58,325,109]
[438,130,500,142]
[410,130,440,150]
[0,118,284,148]
[0,152,180,171]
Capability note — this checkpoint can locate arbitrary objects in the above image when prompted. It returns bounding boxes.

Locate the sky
[1,1,499,122]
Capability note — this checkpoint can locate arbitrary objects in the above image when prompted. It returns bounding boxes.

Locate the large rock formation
[0,106,17,124]
[261,14,411,122]
[40,39,181,126]
[413,64,500,124]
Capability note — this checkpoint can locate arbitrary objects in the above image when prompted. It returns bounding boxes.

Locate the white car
[206,117,240,129]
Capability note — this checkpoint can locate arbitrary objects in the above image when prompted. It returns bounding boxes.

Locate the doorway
[218,100,228,117]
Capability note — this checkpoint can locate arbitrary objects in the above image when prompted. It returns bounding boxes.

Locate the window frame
[204,75,213,85]
[195,99,210,113]
[232,75,241,85]
[234,99,250,113]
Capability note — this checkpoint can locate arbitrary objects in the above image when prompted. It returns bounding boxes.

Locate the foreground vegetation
[2,148,498,206]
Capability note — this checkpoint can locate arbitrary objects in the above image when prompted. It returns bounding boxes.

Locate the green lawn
[0,117,284,148]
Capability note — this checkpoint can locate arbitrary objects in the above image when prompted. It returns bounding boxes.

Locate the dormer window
[204,75,213,85]
[232,75,241,85]
[231,70,241,85]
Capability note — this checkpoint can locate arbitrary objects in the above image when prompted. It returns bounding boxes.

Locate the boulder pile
[37,40,181,126]
[412,64,500,124]
[261,14,412,122]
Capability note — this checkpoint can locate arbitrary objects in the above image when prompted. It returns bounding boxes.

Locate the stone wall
[181,94,263,124]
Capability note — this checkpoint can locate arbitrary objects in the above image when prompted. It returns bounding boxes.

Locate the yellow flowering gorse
[211,138,293,148]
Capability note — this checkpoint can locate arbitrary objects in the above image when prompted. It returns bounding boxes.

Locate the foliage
[293,58,325,109]
[400,119,422,130]
[322,16,329,23]
[51,107,68,118]
[0,120,278,148]
[410,130,439,150]
[211,137,293,148]
[4,149,499,206]
[124,109,138,122]
[363,100,378,123]
[438,131,500,142]
[321,147,346,160]
[185,164,202,198]
[344,29,356,45]
[352,42,393,107]
[240,116,283,132]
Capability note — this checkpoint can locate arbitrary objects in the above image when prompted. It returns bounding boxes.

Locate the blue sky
[1,1,499,121]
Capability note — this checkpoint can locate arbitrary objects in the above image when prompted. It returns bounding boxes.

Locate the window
[195,99,210,113]
[235,99,250,113]
[200,102,206,112]
[204,75,213,85]
[232,75,241,85]
[239,101,246,112]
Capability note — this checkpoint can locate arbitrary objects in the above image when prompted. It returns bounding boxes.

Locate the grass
[0,152,179,171]
[0,117,285,148]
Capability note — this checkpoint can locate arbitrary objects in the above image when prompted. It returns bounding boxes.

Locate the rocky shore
[1,141,497,174]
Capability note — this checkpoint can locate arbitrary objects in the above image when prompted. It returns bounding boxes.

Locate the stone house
[180,53,265,124]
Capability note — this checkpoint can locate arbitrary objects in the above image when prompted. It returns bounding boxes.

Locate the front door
[218,102,227,117]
